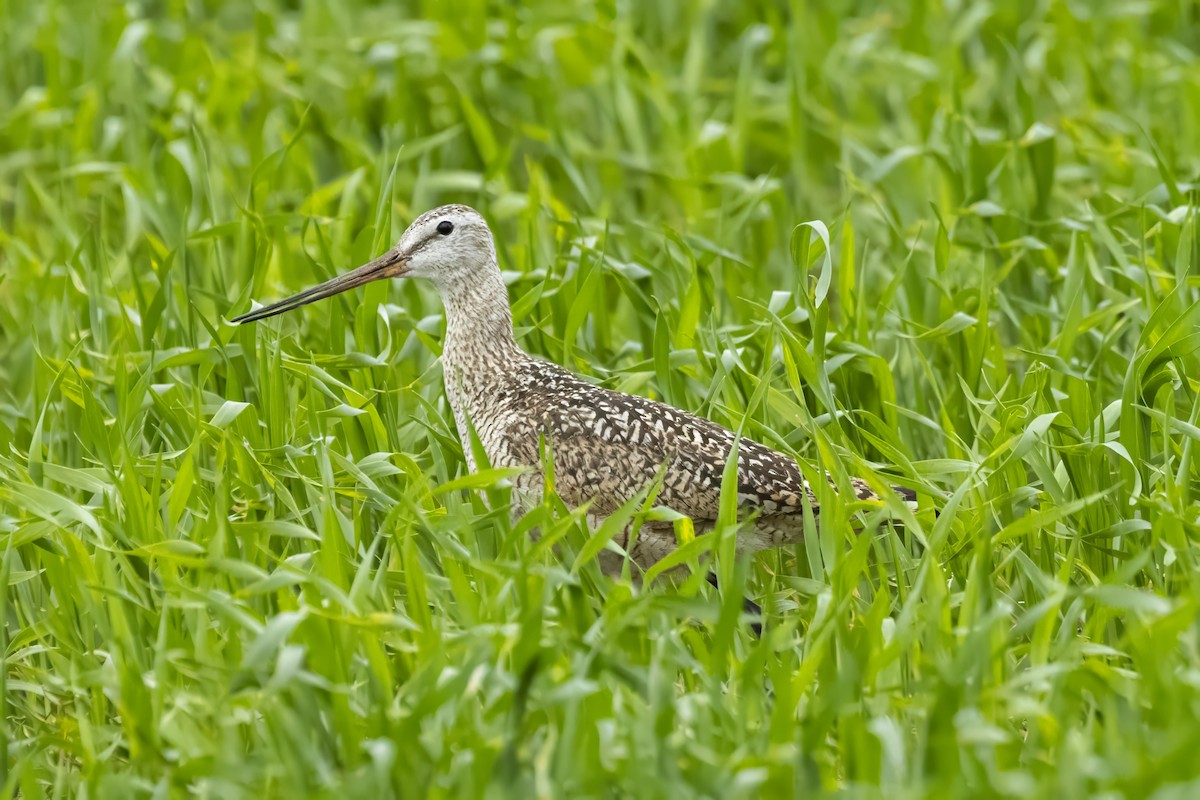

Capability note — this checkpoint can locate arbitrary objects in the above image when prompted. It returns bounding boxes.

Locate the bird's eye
[437,220,454,236]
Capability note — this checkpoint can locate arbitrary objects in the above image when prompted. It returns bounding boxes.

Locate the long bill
[231,248,408,324]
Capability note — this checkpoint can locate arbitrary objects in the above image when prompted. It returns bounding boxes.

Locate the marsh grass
[2,0,1200,796]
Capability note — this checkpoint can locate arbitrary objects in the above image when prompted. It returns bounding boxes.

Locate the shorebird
[232,205,917,588]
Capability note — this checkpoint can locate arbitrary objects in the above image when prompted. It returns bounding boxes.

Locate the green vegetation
[3,0,1200,796]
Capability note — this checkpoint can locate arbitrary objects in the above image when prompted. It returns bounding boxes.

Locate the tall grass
[2,0,1200,796]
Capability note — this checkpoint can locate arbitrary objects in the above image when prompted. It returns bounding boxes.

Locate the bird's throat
[440,265,523,372]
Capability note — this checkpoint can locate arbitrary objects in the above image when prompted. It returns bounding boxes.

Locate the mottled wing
[509,361,819,522]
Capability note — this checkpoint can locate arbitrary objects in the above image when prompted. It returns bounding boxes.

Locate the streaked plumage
[234,204,914,576]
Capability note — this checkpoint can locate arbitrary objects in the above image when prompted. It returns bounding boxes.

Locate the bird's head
[232,204,496,324]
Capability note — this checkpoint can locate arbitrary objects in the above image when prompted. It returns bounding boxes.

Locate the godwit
[233,205,919,625]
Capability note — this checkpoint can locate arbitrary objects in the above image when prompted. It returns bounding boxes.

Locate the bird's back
[486,358,848,538]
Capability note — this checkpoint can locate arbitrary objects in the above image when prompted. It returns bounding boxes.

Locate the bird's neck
[439,264,525,374]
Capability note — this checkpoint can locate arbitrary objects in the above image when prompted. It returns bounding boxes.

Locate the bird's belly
[446,384,542,498]
[451,407,526,474]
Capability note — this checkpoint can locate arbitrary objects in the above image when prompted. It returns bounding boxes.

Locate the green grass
[3,0,1200,796]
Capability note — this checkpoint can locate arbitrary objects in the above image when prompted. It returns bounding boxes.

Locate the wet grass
[2,0,1200,797]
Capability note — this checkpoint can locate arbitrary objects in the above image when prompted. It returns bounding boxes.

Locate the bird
[232,204,919,618]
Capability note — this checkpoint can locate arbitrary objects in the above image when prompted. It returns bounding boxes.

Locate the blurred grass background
[3,0,1200,796]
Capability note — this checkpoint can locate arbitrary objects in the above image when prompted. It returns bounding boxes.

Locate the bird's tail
[845,475,921,511]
